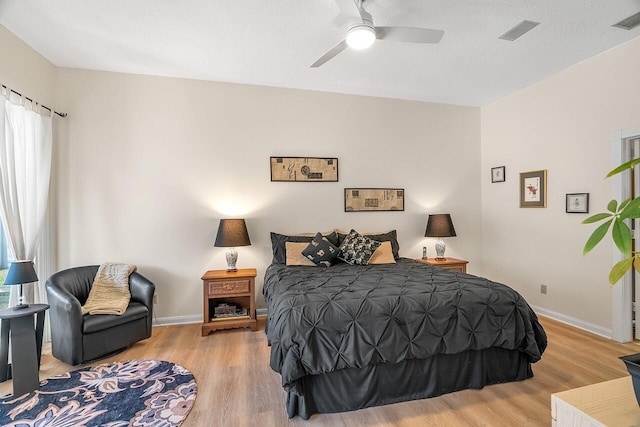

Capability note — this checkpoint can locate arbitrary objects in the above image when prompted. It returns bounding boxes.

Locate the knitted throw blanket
[81,262,137,315]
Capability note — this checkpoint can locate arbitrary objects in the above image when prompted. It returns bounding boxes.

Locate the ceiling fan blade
[310,39,348,68]
[333,0,363,21]
[376,26,444,43]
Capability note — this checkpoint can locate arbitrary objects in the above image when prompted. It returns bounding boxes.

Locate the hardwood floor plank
[2,315,639,426]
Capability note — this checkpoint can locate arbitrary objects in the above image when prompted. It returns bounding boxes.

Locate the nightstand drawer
[208,279,249,295]
[439,265,466,274]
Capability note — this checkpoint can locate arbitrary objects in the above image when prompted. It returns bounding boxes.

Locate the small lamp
[425,214,457,261]
[214,219,251,272]
[4,260,38,310]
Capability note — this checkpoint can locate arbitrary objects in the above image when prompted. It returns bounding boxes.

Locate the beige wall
[52,69,481,322]
[0,25,55,106]
[481,37,640,334]
[6,21,640,334]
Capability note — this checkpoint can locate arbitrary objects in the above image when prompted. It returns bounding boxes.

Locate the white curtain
[0,89,53,306]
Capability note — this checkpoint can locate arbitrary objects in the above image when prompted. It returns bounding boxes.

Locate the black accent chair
[45,265,155,366]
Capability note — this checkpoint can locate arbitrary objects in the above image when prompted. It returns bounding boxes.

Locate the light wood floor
[2,316,639,426]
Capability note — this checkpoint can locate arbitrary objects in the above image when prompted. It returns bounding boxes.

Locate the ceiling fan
[311,0,444,68]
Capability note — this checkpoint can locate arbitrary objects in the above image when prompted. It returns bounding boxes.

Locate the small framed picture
[491,166,505,183]
[519,169,547,208]
[566,193,589,213]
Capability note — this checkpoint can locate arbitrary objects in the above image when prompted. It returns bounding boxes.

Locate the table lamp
[4,260,38,310]
[214,219,251,272]
[425,214,457,261]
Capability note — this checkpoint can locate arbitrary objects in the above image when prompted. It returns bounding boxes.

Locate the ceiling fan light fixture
[346,24,376,49]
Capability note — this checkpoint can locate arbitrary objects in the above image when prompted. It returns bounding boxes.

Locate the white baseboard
[531,304,612,339]
[153,310,268,327]
[153,314,201,327]
[154,306,612,342]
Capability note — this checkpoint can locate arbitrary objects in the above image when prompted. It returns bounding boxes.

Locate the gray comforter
[264,259,547,392]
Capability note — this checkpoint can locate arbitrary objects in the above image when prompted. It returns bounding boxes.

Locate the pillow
[338,229,382,265]
[302,232,339,267]
[367,241,396,264]
[285,242,316,266]
[271,231,339,264]
[338,229,400,259]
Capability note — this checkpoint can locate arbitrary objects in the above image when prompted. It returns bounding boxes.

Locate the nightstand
[201,268,257,336]
[416,257,468,274]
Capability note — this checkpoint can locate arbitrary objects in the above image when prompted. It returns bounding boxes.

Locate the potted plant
[583,157,640,405]
[583,158,640,284]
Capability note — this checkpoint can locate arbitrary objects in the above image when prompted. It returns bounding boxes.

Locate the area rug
[0,359,197,426]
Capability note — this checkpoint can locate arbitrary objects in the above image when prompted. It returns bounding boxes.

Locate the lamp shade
[4,260,38,285]
[214,219,251,248]
[425,214,457,238]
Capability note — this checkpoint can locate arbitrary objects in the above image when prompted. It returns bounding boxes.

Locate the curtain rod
[1,84,67,118]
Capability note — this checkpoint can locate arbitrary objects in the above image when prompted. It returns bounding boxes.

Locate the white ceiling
[1,0,639,106]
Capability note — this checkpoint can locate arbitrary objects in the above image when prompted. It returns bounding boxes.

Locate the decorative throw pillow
[271,231,339,264]
[367,241,396,264]
[285,242,316,266]
[302,233,339,267]
[337,229,400,259]
[338,229,382,265]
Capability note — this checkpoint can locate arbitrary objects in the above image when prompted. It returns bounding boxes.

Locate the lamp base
[13,303,29,310]
[225,248,238,272]
[435,238,446,260]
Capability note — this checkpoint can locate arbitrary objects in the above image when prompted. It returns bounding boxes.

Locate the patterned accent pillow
[338,229,382,265]
[302,233,339,267]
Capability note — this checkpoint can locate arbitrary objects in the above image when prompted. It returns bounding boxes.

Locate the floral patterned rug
[0,359,197,426]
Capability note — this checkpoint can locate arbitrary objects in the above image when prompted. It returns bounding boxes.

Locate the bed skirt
[285,347,533,419]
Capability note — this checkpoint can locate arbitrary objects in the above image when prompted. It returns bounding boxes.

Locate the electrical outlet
[153,294,158,304]
[540,284,547,295]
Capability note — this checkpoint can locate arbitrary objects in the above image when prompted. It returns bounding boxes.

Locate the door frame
[612,128,640,342]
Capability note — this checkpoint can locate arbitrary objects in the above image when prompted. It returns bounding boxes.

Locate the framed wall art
[491,166,505,183]
[270,157,338,182]
[344,188,404,212]
[566,193,589,213]
[519,169,547,208]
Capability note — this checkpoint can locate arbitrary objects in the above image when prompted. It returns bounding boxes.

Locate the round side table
[0,303,49,396]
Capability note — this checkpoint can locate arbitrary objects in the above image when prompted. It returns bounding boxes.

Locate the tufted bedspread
[264,258,547,393]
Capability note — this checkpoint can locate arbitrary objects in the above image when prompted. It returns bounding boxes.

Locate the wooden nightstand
[416,257,468,274]
[201,268,257,336]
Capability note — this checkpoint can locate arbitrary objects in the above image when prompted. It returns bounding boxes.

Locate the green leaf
[607,158,640,178]
[583,219,613,255]
[621,197,640,219]
[634,256,640,273]
[609,257,634,285]
[619,198,632,212]
[625,208,640,219]
[607,199,618,213]
[612,219,633,256]
[582,212,613,224]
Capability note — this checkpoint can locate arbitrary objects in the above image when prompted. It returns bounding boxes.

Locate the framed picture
[270,157,338,182]
[566,193,589,213]
[519,169,547,208]
[491,166,505,183]
[344,188,404,212]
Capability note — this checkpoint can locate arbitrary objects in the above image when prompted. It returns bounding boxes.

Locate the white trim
[152,310,268,327]
[531,304,611,339]
[610,128,640,343]
[153,314,201,327]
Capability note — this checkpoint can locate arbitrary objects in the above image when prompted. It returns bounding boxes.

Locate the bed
[263,231,547,419]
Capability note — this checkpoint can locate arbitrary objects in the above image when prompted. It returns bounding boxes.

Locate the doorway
[612,128,640,342]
